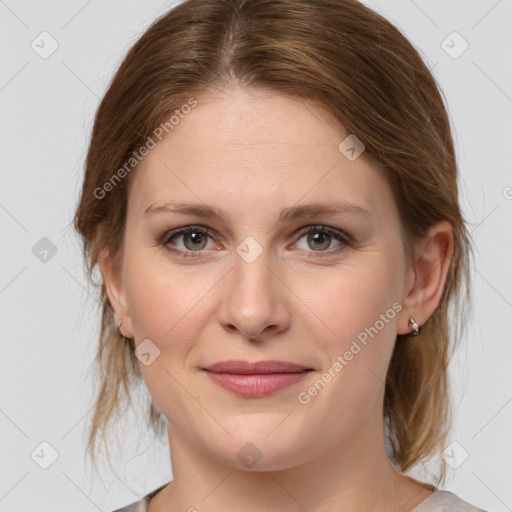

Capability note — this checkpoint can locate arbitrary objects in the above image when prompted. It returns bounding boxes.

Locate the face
[105,86,417,471]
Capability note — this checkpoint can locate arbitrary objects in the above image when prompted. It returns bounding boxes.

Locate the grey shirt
[111,484,489,512]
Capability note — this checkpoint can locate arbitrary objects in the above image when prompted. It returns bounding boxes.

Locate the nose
[216,243,291,341]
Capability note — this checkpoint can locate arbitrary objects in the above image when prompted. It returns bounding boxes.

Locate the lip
[203,360,312,374]
[202,360,313,398]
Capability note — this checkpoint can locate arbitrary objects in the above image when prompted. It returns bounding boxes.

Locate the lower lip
[203,371,311,397]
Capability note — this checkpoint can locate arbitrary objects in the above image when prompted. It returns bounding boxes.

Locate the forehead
[128,87,392,220]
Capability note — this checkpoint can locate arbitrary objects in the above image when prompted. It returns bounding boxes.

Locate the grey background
[0,0,511,511]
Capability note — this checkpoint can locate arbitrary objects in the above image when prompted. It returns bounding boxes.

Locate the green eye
[159,224,352,259]
[294,226,351,257]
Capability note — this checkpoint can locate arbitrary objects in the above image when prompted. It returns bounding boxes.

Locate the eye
[160,226,217,258]
[293,225,352,257]
[158,224,352,259]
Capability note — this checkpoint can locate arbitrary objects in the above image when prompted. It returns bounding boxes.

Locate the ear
[397,221,454,335]
[98,246,134,338]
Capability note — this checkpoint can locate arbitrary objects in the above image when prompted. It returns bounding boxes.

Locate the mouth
[202,360,314,398]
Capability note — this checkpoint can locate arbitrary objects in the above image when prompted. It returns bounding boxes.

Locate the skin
[100,86,453,512]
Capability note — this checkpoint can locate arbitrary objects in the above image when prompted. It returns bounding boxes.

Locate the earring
[409,317,421,336]
[115,318,131,342]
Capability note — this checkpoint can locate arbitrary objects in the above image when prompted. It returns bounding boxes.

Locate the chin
[201,424,315,472]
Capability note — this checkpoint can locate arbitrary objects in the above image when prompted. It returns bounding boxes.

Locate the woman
[73,0,488,510]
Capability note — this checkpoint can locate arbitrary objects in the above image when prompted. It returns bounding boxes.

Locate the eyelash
[158,225,353,259]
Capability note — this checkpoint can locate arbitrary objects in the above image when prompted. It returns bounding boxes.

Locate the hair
[73,0,473,485]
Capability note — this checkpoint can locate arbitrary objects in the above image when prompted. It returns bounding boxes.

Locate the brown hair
[74,0,473,485]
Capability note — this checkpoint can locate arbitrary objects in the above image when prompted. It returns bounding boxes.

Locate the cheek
[298,248,403,412]
[123,247,222,359]
[303,254,401,350]
[294,275,400,442]
[121,252,213,419]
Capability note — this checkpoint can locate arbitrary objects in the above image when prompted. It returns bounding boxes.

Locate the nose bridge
[217,236,289,339]
[231,238,276,313]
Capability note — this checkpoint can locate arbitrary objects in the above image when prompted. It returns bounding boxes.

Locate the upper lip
[203,360,312,374]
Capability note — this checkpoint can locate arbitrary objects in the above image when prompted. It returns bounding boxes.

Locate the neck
[149,410,434,512]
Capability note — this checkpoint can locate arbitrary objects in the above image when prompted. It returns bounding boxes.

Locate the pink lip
[202,360,313,397]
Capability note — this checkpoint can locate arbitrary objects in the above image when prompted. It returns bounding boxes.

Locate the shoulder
[110,485,490,512]
[111,498,148,512]
[412,489,489,512]
[110,482,171,512]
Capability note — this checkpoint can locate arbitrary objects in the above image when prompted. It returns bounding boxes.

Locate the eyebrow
[144,201,371,226]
